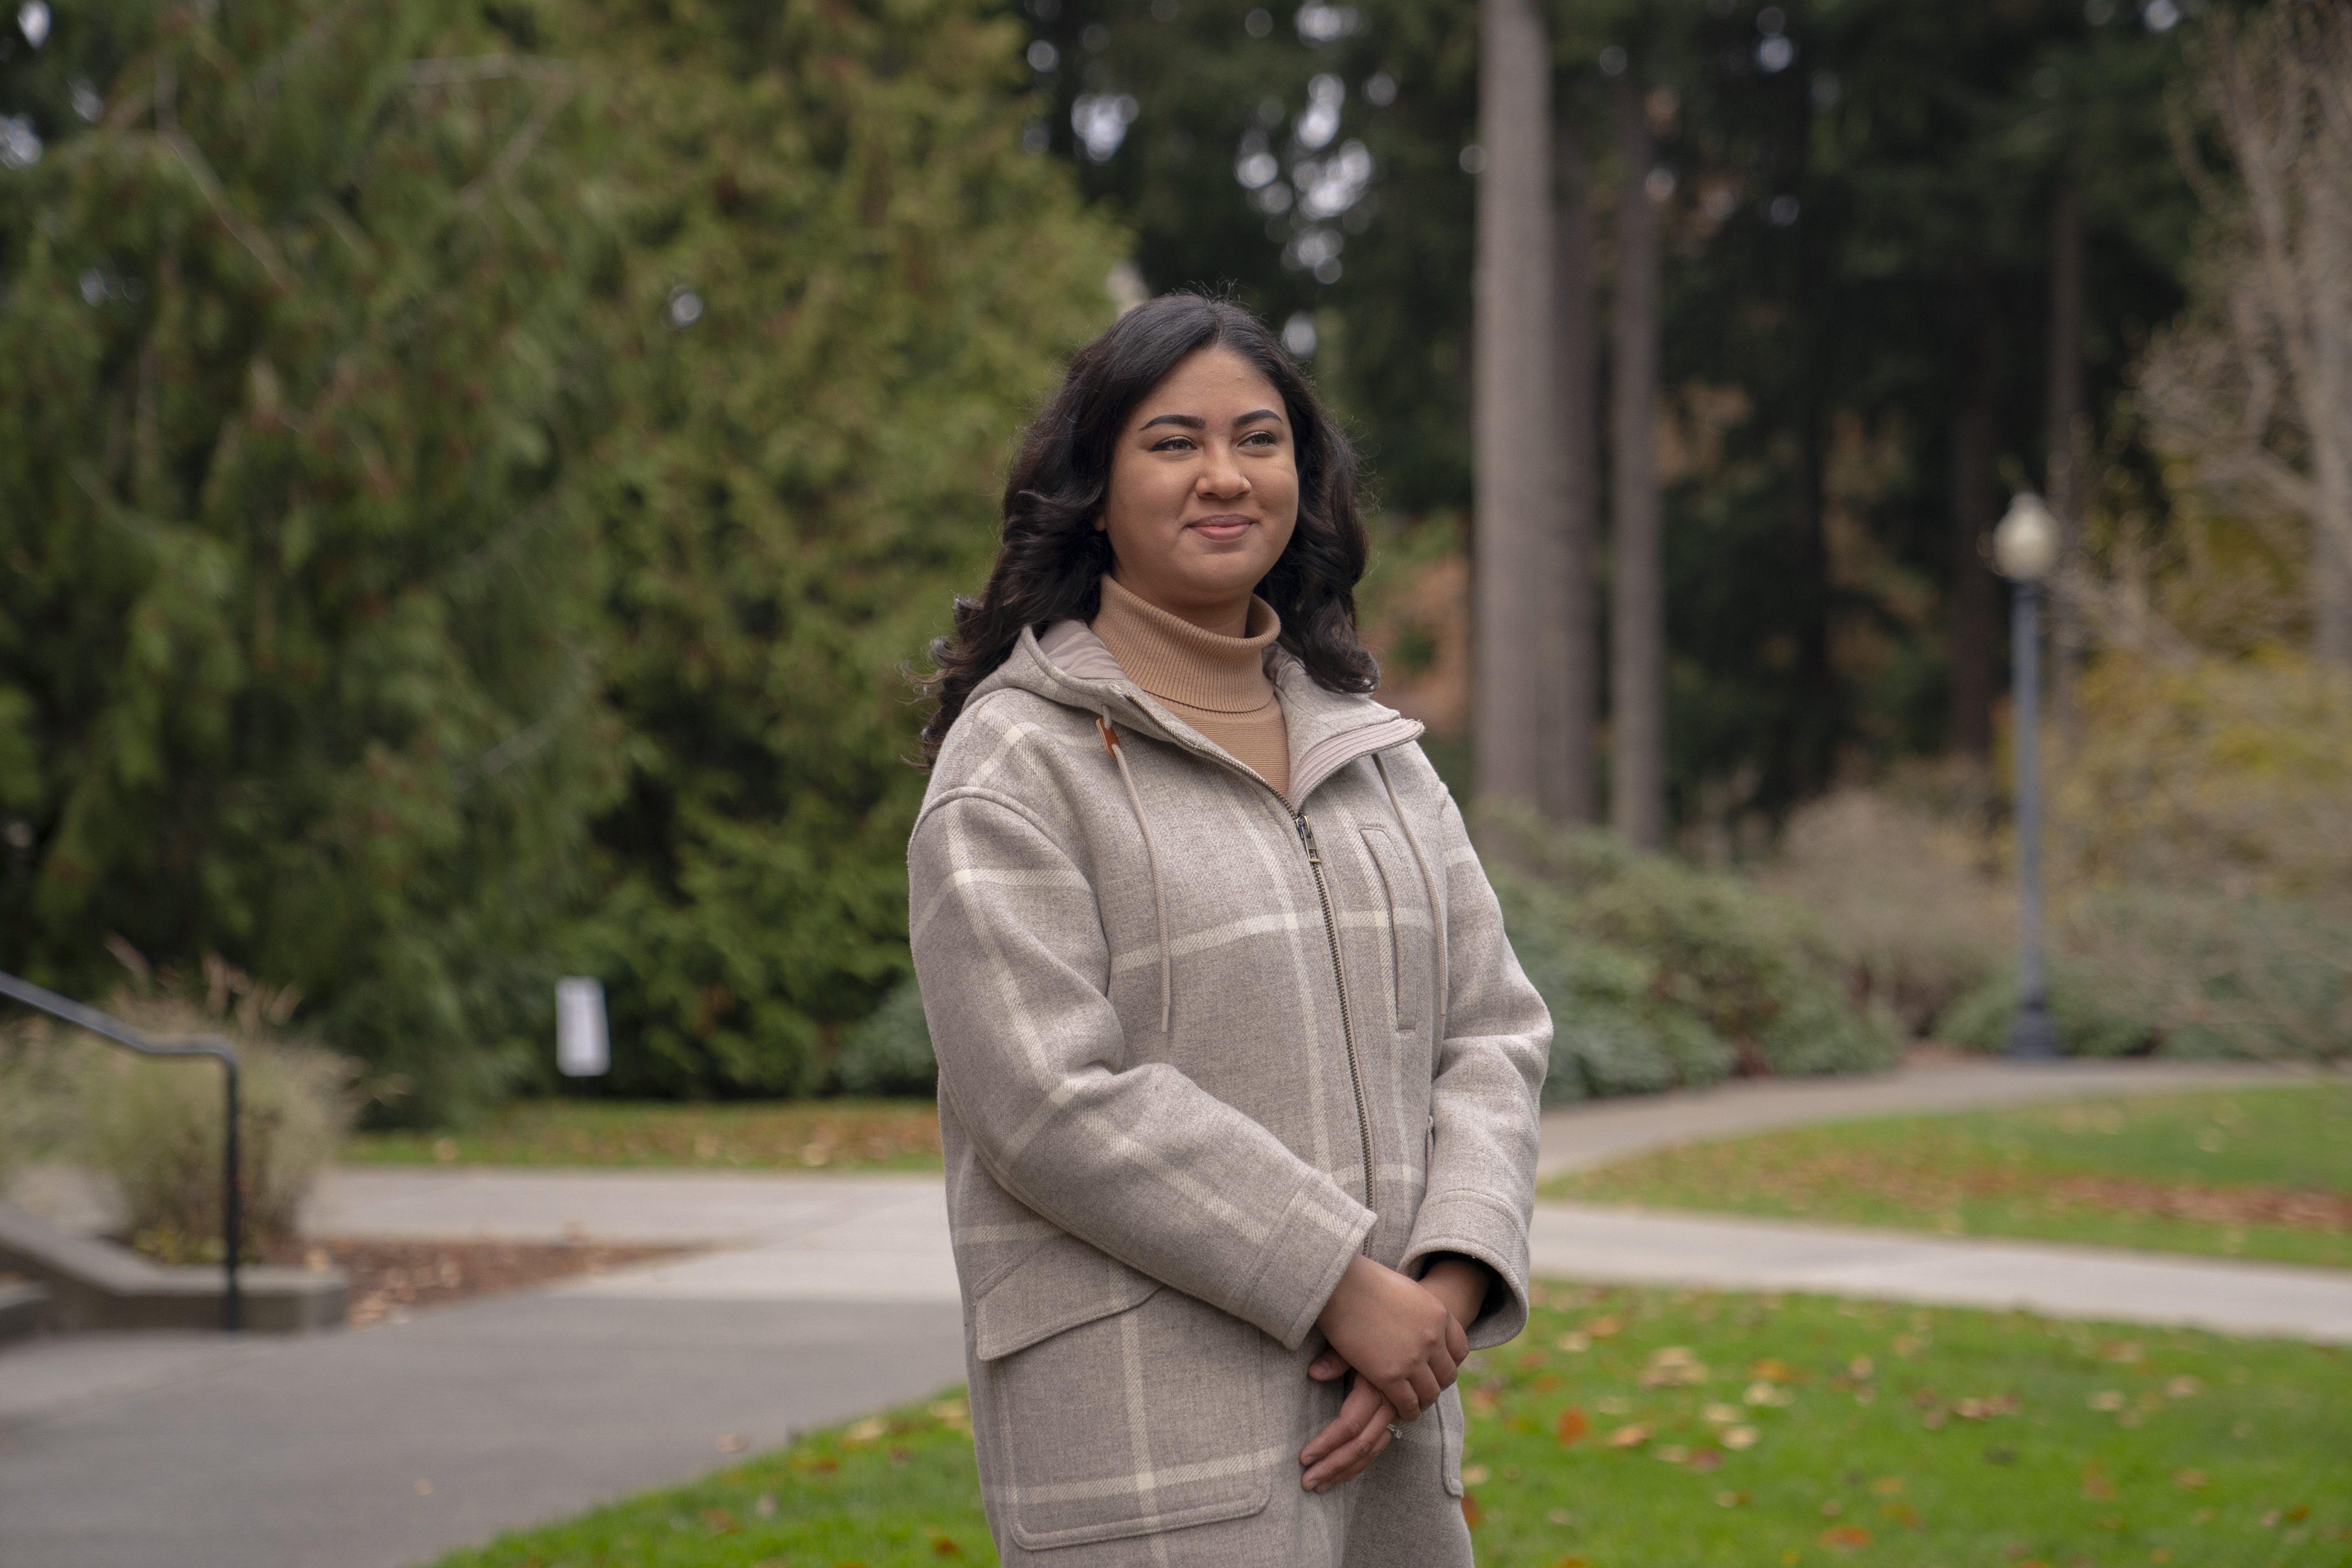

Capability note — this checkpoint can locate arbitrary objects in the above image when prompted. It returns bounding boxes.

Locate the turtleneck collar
[1090,574,1281,716]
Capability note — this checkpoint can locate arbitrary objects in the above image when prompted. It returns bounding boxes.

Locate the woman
[910,293,1549,1566]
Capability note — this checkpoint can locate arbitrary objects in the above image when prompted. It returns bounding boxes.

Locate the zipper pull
[1294,813,1320,865]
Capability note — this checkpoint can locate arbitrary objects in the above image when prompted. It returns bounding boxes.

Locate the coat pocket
[978,1286,1276,1551]
[1359,823,1432,1032]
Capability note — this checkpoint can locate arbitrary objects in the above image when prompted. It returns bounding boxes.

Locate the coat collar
[983,621,1423,808]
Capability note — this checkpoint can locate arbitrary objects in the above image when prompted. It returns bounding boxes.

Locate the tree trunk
[1609,71,1665,848]
[1472,0,1555,810]
[1948,276,2000,763]
[2046,185,2086,742]
[1542,102,1599,825]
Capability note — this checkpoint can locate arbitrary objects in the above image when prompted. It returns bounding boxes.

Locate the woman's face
[1097,346,1299,634]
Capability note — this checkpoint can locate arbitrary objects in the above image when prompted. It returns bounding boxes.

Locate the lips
[1188,515,1253,541]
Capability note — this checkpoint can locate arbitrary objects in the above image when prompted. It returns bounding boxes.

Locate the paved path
[3,1060,2337,1568]
[0,1295,965,1568]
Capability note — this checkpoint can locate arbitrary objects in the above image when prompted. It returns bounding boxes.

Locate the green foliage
[553,0,1126,1098]
[832,979,937,1099]
[1483,812,1900,1102]
[1935,967,2153,1058]
[0,0,622,1122]
[1,0,1121,1117]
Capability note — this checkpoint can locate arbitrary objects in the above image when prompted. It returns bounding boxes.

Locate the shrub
[1933,967,2158,1058]
[1481,811,1901,1102]
[71,965,356,1263]
[0,1020,74,1189]
[831,979,939,1098]
[1757,783,2012,1035]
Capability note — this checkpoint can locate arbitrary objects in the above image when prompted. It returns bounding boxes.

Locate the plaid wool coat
[909,621,1551,1566]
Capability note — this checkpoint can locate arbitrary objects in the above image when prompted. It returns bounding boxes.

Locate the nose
[1197,441,1250,500]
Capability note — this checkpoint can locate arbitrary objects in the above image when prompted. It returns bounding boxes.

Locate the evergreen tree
[0,0,619,1121]
[559,0,1126,1095]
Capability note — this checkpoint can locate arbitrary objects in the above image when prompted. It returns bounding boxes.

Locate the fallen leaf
[1819,1525,1873,1550]
[1557,1331,1592,1353]
[1882,1502,1922,1529]
[1587,1315,1623,1338]
[2172,1469,2208,1491]
[931,1537,962,1557]
[702,1508,738,1534]
[1704,1403,1742,1425]
[2287,1505,2311,1523]
[2088,1390,2126,1412]
[1849,1356,1875,1379]
[1551,1559,1588,1568]
[2083,1460,2117,1500]
[1821,1500,1844,1517]
[1546,1508,1577,1527]
[1555,1407,1590,1445]
[1688,1448,1724,1472]
[1715,1488,1747,1507]
[1461,1465,1491,1486]
[1656,1444,1690,1464]
[1870,1477,1905,1496]
[1606,1423,1651,1448]
[2165,1375,2201,1398]
[844,1417,888,1444]
[1461,1494,1482,1528]
[1723,1425,1760,1450]
[754,1494,776,1519]
[1751,1357,1795,1382]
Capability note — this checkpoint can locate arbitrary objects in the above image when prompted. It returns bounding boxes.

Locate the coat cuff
[1403,1188,1532,1351]
[1234,1178,1375,1350]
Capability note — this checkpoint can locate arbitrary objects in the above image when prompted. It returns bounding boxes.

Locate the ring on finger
[1384,1422,1404,1441]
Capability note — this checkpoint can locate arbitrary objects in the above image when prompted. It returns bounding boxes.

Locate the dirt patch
[265,1237,701,1327]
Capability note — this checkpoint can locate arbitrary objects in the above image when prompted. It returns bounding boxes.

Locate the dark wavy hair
[920,293,1378,764]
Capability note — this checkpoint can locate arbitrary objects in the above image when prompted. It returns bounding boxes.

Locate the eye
[1150,434,1197,452]
[1240,429,1281,448]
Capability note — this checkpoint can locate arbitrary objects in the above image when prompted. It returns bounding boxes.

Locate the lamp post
[1993,492,2062,1059]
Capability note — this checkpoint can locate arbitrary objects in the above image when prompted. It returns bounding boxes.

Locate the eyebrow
[1137,408,1286,432]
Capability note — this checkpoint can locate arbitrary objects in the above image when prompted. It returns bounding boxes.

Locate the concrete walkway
[2,1060,2339,1568]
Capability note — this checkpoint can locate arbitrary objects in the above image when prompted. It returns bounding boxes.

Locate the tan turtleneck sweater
[1091,574,1291,797]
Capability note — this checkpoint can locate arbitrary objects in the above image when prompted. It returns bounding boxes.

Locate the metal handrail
[0,970,242,1331]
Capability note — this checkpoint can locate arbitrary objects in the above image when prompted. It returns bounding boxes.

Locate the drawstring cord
[1099,716,1173,1033]
[1374,753,1447,1038]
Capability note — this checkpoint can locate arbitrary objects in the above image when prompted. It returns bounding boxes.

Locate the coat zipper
[1294,810,1378,1227]
[1104,689,1387,1231]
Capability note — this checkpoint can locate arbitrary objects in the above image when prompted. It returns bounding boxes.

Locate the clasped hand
[1296,1256,1483,1492]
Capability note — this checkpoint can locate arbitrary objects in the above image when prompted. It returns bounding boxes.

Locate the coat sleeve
[1398,790,1552,1351]
[910,786,1375,1351]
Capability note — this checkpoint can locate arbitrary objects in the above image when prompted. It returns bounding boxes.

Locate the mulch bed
[263,1236,701,1327]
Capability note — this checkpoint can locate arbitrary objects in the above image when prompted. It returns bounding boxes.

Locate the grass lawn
[346,1098,942,1172]
[1542,1085,2352,1270]
[426,1285,2350,1568]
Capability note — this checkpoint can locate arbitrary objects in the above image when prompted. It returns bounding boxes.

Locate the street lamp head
[1993,492,2060,581]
